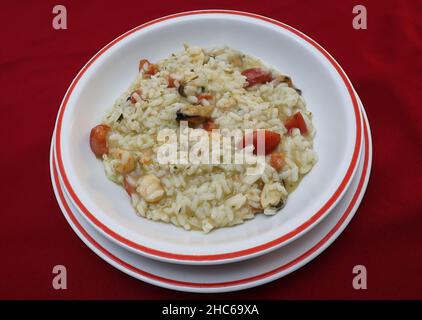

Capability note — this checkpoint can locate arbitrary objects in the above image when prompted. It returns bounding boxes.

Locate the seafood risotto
[89,45,317,233]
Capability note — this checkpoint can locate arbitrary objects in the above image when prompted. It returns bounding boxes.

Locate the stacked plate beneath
[50,11,372,293]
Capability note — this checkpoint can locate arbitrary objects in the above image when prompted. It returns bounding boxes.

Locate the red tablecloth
[1,0,421,299]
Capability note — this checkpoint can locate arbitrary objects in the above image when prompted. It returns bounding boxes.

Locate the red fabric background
[0,0,421,299]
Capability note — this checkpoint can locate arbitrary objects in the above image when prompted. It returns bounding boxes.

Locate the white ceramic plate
[54,10,363,264]
[50,96,371,292]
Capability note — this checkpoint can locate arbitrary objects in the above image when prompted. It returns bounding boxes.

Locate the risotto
[89,45,317,232]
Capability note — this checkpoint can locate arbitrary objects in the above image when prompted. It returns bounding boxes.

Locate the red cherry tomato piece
[241,68,272,87]
[90,124,110,157]
[240,130,281,155]
[285,112,308,134]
